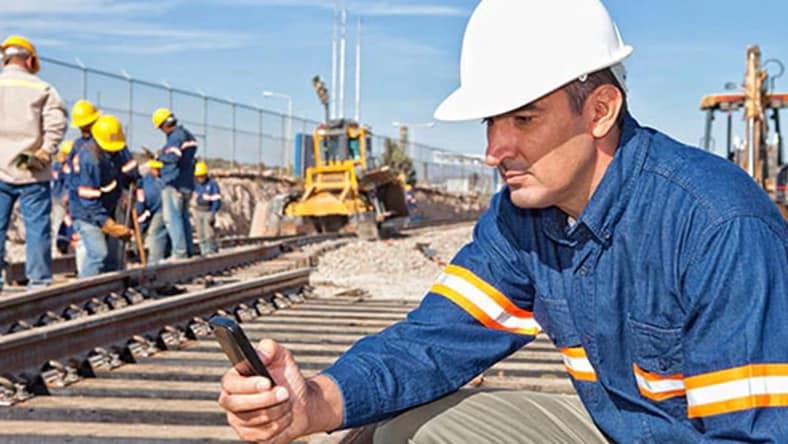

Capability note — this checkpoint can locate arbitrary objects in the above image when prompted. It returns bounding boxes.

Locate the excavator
[250,77,409,239]
[700,45,788,220]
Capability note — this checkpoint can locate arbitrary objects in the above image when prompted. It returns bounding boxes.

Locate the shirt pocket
[627,317,687,419]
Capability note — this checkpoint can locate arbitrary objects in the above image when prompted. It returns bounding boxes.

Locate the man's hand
[28,149,52,172]
[218,340,342,444]
[101,218,133,241]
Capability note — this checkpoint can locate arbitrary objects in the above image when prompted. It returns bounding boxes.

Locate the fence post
[258,109,264,174]
[122,69,133,149]
[75,57,87,99]
[231,101,237,170]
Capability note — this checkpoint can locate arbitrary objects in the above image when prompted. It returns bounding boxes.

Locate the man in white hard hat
[217,1,788,442]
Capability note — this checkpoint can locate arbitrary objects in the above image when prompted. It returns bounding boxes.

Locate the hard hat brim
[434,46,633,122]
[98,140,126,152]
[70,112,100,129]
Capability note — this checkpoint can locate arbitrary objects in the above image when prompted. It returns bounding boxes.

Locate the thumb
[257,339,289,367]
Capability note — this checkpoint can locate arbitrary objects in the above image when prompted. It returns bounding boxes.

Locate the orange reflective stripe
[181,140,197,149]
[77,186,101,199]
[559,347,597,382]
[632,364,685,402]
[443,264,532,318]
[685,363,788,418]
[430,283,537,335]
[688,394,788,418]
[685,364,788,389]
[121,159,137,173]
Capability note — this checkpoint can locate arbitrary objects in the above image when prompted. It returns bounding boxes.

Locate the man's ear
[587,84,623,139]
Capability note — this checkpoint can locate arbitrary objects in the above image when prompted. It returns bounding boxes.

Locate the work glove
[101,218,133,241]
[11,149,51,172]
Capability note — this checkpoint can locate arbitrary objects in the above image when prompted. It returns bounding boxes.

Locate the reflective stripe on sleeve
[121,159,138,173]
[560,347,597,382]
[137,210,151,224]
[164,146,182,157]
[78,186,101,199]
[429,264,540,336]
[99,180,117,194]
[632,364,685,401]
[203,193,221,201]
[72,154,81,173]
[685,364,788,418]
[0,78,47,91]
[136,188,145,203]
[181,140,197,149]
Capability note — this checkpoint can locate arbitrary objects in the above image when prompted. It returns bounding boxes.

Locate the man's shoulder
[0,67,51,90]
[640,128,778,223]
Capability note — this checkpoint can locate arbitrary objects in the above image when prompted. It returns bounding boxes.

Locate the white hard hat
[434,0,633,121]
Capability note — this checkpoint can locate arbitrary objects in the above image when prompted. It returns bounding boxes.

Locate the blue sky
[2,0,788,159]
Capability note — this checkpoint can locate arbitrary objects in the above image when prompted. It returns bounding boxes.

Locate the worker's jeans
[0,180,52,289]
[73,219,120,278]
[161,186,193,259]
[145,211,170,265]
[194,209,217,255]
[372,389,611,444]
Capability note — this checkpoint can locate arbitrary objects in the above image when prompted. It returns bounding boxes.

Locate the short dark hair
[564,68,627,127]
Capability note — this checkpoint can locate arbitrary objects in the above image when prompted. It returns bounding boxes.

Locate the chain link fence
[39,56,496,195]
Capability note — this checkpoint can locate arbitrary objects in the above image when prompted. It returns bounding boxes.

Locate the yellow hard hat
[194,161,208,176]
[91,115,126,152]
[147,159,163,169]
[1,35,39,74]
[151,108,172,128]
[59,140,74,155]
[70,99,100,128]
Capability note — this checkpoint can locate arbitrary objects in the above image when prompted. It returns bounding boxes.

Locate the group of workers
[0,34,223,287]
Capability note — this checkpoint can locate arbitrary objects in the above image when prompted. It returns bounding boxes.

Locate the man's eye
[514,115,533,124]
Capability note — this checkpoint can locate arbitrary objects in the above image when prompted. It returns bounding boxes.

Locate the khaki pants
[372,389,609,444]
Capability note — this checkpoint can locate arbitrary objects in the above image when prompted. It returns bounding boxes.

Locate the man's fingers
[226,398,292,427]
[230,411,294,444]
[219,386,290,414]
[220,367,272,394]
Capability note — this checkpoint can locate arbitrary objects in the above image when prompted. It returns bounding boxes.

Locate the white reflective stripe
[434,272,539,332]
[136,189,145,203]
[63,214,73,225]
[687,376,788,407]
[203,193,222,201]
[635,373,685,394]
[137,210,151,224]
[164,146,182,157]
[78,186,101,199]
[0,78,47,91]
[181,140,197,149]
[99,180,117,194]
[121,159,138,173]
[562,353,595,374]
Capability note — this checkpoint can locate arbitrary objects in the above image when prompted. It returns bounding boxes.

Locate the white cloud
[0,0,175,15]
[200,0,466,17]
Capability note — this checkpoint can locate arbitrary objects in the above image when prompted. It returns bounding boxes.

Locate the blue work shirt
[67,141,121,226]
[109,147,139,189]
[159,126,197,192]
[50,159,70,200]
[134,172,163,233]
[194,177,221,213]
[322,115,788,442]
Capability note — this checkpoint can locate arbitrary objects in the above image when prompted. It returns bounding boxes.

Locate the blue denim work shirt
[322,115,788,442]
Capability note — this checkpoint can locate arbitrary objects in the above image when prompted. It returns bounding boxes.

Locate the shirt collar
[571,113,649,246]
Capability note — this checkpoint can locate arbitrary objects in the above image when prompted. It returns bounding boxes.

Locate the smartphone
[209,315,276,383]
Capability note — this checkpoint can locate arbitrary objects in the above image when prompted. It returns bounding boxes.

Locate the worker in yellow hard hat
[68,115,133,278]
[0,34,67,290]
[151,107,198,259]
[51,139,75,247]
[134,159,169,265]
[193,161,221,255]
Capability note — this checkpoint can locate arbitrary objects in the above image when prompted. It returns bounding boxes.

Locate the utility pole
[354,17,362,123]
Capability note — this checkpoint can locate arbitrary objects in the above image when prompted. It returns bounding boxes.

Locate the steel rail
[0,233,340,333]
[0,268,310,377]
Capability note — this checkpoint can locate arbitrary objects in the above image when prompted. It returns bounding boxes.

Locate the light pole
[391,120,434,160]
[262,90,293,172]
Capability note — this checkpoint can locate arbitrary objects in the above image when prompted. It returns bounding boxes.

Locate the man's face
[196,175,206,183]
[484,88,596,211]
[151,168,160,178]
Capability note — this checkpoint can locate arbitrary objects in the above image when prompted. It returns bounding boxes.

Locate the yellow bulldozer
[251,118,409,239]
[700,45,788,220]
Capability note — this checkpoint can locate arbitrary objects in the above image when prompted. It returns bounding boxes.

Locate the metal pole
[354,17,361,122]
[286,97,292,173]
[258,109,264,174]
[726,111,733,160]
[703,110,714,151]
[231,101,237,170]
[281,114,286,169]
[202,93,208,159]
[338,8,347,119]
[75,58,87,99]
[128,79,134,149]
[330,5,338,120]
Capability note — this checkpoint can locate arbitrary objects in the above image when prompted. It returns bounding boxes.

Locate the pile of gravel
[310,224,475,301]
